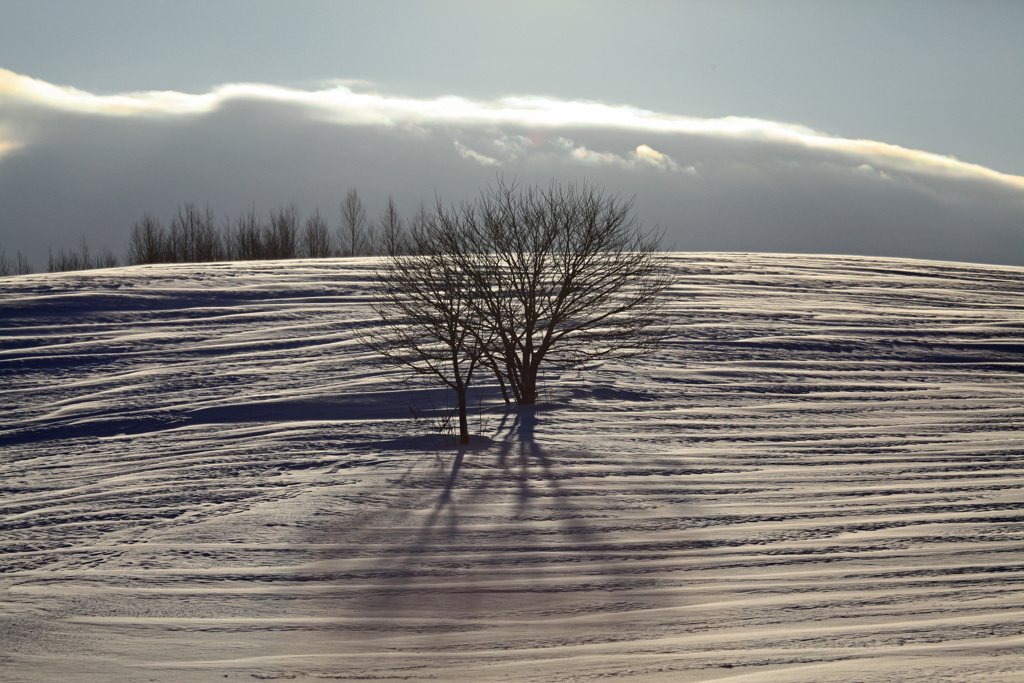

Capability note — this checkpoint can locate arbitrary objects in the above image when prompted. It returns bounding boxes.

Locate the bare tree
[339,188,372,257]
[15,251,32,275]
[48,238,91,272]
[95,246,120,269]
[196,205,224,262]
[126,213,167,265]
[48,246,78,273]
[77,235,91,269]
[1,245,32,276]
[266,203,300,259]
[300,207,334,258]
[362,233,489,446]
[422,178,674,405]
[48,236,119,272]
[377,196,407,256]
[167,204,193,262]
[229,205,266,260]
[168,203,221,262]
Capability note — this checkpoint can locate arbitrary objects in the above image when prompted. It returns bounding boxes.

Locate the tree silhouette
[366,178,673,428]
[428,178,673,405]
[363,225,488,445]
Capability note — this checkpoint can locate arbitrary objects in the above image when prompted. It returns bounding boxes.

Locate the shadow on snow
[310,406,661,631]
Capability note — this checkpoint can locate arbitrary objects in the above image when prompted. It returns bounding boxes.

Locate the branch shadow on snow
[330,405,659,631]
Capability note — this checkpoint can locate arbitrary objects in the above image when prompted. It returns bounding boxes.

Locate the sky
[1,0,1023,269]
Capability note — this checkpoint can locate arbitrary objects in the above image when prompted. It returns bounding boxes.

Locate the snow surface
[1,253,1022,682]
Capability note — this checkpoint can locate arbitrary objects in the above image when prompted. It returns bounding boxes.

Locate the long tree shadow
[296,403,682,668]
[397,407,590,551]
[346,405,655,631]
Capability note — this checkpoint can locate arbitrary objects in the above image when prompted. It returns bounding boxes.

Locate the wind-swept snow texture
[1,253,1022,682]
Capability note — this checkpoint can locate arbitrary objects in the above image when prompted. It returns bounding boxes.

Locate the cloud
[632,144,675,169]
[0,69,215,118]
[551,142,691,175]
[454,141,500,166]
[569,145,624,167]
[0,68,1022,269]
[3,68,1022,191]
[630,144,698,175]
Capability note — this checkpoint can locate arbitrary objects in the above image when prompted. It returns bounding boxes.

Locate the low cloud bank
[1,69,1021,268]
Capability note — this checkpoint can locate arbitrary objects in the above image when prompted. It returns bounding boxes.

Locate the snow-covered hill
[1,253,1022,682]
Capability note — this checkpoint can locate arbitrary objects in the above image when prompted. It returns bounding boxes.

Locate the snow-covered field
[1,253,1022,682]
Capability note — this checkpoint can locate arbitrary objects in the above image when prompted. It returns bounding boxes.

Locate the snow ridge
[1,253,1022,681]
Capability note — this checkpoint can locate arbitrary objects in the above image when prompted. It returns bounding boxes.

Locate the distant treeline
[1,189,421,275]
[125,190,418,266]
[0,245,33,276]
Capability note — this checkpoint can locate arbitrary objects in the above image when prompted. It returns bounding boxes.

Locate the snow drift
[1,253,1022,681]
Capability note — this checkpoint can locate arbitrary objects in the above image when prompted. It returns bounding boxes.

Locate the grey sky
[1,0,1022,268]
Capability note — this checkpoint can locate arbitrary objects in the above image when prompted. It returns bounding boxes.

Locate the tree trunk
[517,367,539,405]
[457,388,470,445]
[506,357,524,404]
[488,356,511,404]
